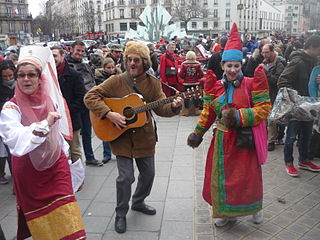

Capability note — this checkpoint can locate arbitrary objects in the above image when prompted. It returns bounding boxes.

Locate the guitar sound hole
[123,107,135,119]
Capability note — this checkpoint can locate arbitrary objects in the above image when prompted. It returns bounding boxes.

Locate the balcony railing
[0,14,32,19]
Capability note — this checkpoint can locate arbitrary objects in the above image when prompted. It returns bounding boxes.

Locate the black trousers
[115,155,155,217]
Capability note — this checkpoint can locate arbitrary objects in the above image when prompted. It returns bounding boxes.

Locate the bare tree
[83,0,95,32]
[171,0,208,34]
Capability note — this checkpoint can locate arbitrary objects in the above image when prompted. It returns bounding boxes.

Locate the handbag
[236,127,254,148]
[69,159,85,193]
[165,67,177,77]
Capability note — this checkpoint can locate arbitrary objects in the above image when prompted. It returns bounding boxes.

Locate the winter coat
[58,63,86,131]
[159,51,178,85]
[0,82,14,109]
[94,67,121,85]
[179,60,204,85]
[84,72,180,158]
[66,54,96,92]
[244,49,264,77]
[263,57,285,103]
[278,50,318,96]
[207,51,224,80]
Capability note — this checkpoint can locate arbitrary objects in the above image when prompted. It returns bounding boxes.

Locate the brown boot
[195,107,201,116]
[182,108,189,116]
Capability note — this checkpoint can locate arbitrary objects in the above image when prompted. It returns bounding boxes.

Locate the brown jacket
[84,71,180,158]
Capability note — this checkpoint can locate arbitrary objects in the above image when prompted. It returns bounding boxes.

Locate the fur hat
[124,41,151,71]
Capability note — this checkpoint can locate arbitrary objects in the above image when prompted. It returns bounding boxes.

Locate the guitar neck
[133,93,192,113]
[134,95,177,113]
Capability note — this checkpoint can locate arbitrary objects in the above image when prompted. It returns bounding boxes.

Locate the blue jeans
[284,120,313,165]
[103,141,111,160]
[81,108,112,160]
[80,108,95,160]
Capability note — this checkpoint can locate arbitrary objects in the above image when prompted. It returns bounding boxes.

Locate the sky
[28,0,44,17]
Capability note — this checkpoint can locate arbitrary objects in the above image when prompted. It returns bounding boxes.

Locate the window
[130,0,135,4]
[214,21,218,28]
[203,0,207,5]
[213,9,218,18]
[139,0,145,4]
[180,22,186,28]
[9,22,14,32]
[130,22,137,30]
[111,23,114,32]
[131,8,136,18]
[152,0,158,3]
[140,8,144,14]
[225,21,230,29]
[203,10,208,18]
[214,0,218,5]
[192,22,197,28]
[203,22,208,28]
[120,22,127,31]
[118,0,125,5]
[226,9,230,18]
[120,9,124,18]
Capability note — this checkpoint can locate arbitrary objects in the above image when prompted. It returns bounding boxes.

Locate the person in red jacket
[179,51,204,116]
[160,42,179,97]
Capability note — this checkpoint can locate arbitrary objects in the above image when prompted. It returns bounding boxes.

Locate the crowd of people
[0,24,320,239]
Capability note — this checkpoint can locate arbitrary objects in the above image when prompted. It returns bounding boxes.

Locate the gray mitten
[187,133,203,148]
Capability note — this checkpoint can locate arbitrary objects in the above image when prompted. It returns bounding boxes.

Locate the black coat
[0,83,14,110]
[207,51,223,80]
[278,50,317,96]
[58,63,86,131]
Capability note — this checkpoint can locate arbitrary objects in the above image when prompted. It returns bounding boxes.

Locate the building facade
[0,0,32,48]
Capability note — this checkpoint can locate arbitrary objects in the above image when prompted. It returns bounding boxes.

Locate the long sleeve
[237,65,272,127]
[0,102,69,157]
[159,54,168,83]
[193,93,217,137]
[308,66,320,97]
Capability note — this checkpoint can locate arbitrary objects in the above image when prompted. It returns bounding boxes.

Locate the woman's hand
[46,112,62,126]
[106,111,126,130]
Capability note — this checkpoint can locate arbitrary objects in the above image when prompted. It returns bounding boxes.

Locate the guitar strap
[127,79,159,142]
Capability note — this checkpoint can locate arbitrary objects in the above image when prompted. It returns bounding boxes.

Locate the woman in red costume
[0,46,86,239]
[187,23,271,227]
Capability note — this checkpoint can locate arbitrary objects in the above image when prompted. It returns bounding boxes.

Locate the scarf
[56,59,66,78]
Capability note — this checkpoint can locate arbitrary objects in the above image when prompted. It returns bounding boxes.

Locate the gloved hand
[187,133,203,148]
[221,108,238,129]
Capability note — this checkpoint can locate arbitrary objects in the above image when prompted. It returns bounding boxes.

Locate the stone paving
[1,114,320,240]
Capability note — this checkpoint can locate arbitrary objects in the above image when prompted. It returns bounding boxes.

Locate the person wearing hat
[105,44,125,72]
[84,41,183,234]
[0,46,86,239]
[187,23,271,227]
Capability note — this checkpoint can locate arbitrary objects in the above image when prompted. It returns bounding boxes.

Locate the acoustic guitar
[90,87,202,141]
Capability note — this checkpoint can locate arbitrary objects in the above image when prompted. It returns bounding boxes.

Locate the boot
[182,108,189,116]
[194,107,201,116]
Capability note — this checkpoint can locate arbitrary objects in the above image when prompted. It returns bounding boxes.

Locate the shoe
[276,139,284,145]
[103,158,111,164]
[214,217,237,227]
[298,161,320,172]
[285,164,299,177]
[0,176,9,185]
[115,216,126,233]
[85,159,104,167]
[268,143,275,151]
[131,203,156,215]
[182,108,189,116]
[252,211,263,224]
[194,107,201,116]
